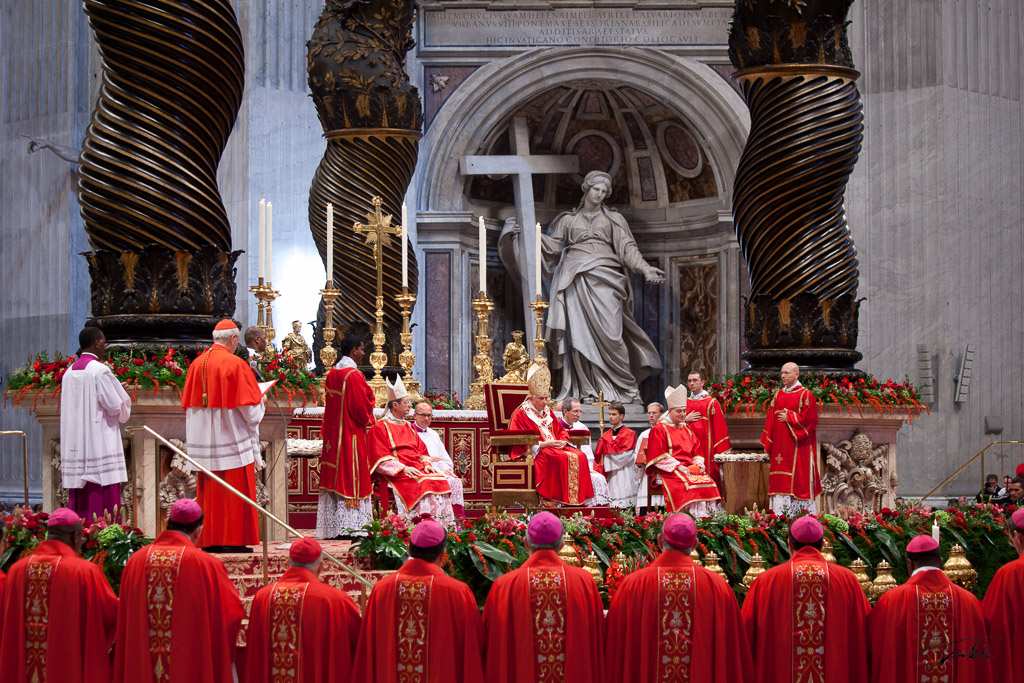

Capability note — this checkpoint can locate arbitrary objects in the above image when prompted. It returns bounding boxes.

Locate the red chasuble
[594,426,638,466]
[645,422,720,512]
[483,549,605,683]
[246,566,361,683]
[369,418,451,509]
[113,530,245,683]
[0,540,118,683]
[761,387,821,500]
[867,569,993,683]
[353,558,485,683]
[982,554,1024,680]
[741,546,870,683]
[320,367,375,501]
[685,395,729,489]
[507,406,595,505]
[606,549,751,683]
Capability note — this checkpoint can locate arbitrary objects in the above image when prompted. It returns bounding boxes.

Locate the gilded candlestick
[319,284,341,371]
[528,295,550,369]
[466,292,495,410]
[250,278,280,359]
[395,287,423,405]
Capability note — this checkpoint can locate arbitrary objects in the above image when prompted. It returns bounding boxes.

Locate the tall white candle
[401,202,409,288]
[326,203,334,286]
[931,523,940,542]
[258,199,266,281]
[479,216,487,295]
[534,222,542,298]
[266,201,273,283]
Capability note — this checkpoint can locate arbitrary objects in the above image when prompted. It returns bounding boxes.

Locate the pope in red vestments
[867,535,992,683]
[181,319,265,548]
[483,513,605,683]
[606,514,752,683]
[0,508,118,683]
[114,499,245,683]
[508,364,595,506]
[646,385,721,515]
[684,372,730,490]
[761,364,821,513]
[246,537,361,683]
[741,517,871,683]
[981,508,1024,680]
[354,519,485,682]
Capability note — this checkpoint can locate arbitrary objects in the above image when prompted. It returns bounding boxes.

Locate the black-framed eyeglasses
[415,413,432,418]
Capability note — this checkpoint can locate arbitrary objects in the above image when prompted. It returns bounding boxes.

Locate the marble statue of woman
[499,170,664,402]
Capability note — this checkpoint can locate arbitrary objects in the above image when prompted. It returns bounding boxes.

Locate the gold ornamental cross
[353,196,403,300]
[593,390,611,435]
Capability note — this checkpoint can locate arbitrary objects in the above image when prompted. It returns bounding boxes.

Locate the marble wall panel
[424,251,452,393]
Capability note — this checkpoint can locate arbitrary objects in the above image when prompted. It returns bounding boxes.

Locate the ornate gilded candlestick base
[466,292,495,410]
[252,280,280,358]
[528,296,550,370]
[319,284,341,372]
[367,295,390,406]
[395,288,423,405]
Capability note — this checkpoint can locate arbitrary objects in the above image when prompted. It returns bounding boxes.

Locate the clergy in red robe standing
[181,319,265,550]
[761,363,821,515]
[113,499,244,683]
[370,375,455,525]
[594,402,638,508]
[982,507,1024,680]
[246,537,361,683]
[742,516,871,683]
[606,514,751,682]
[646,385,721,516]
[354,519,485,683]
[483,512,605,683]
[507,364,595,506]
[867,535,992,683]
[683,371,729,492]
[0,508,118,683]
[317,334,376,538]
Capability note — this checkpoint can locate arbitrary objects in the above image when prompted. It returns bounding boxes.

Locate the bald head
[413,401,434,430]
[781,362,800,388]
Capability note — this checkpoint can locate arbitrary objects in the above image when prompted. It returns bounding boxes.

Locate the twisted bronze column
[307,0,421,372]
[729,0,865,376]
[78,0,244,346]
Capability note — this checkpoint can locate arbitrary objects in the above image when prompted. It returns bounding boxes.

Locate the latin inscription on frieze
[422,8,732,48]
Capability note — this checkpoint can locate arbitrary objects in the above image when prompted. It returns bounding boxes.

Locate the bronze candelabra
[319,284,340,370]
[249,278,280,358]
[528,295,550,370]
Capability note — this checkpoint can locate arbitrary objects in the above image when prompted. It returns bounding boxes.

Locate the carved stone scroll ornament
[158,441,197,513]
[821,432,888,513]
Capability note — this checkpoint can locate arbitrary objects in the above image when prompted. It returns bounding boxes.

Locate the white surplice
[185,402,265,472]
[634,427,664,509]
[59,356,131,488]
[414,427,465,508]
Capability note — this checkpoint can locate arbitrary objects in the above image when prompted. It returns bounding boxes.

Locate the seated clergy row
[2,504,1023,683]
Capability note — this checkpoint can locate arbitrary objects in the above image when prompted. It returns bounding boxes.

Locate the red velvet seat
[484,383,540,508]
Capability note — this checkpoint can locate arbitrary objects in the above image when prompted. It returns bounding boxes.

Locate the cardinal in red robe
[742,516,871,683]
[113,499,245,683]
[317,337,376,537]
[867,535,993,683]
[0,508,118,683]
[761,363,820,514]
[370,376,454,524]
[246,537,361,683]
[594,403,638,508]
[483,512,605,683]
[684,372,729,491]
[606,514,752,682]
[181,319,265,550]
[507,364,595,506]
[353,519,485,682]
[982,508,1024,679]
[645,385,721,515]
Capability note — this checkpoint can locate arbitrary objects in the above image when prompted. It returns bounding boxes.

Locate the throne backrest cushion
[484,383,529,431]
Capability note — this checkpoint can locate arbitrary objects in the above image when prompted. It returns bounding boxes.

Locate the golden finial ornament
[741,552,766,591]
[690,548,703,566]
[703,551,728,582]
[850,558,872,596]
[612,551,627,570]
[869,560,898,602]
[583,553,604,586]
[821,539,837,564]
[558,543,580,567]
[943,544,978,590]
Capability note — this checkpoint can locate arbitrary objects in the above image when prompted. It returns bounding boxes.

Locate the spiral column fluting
[729,0,865,376]
[307,0,422,373]
[78,0,244,347]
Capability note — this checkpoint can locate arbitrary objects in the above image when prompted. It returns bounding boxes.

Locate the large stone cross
[460,117,578,347]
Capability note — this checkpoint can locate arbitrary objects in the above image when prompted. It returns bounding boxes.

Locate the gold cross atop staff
[353,196,402,300]
[593,390,611,435]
